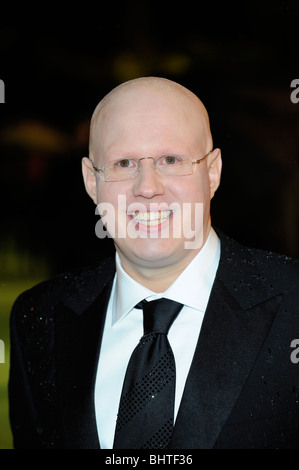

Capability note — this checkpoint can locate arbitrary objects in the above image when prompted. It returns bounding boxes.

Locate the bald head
[89,77,213,161]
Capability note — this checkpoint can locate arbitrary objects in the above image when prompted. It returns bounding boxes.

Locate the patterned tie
[113,298,183,449]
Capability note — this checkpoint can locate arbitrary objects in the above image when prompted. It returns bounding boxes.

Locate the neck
[122,257,198,292]
[116,227,211,292]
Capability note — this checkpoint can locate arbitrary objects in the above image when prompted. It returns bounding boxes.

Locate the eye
[115,159,135,168]
[160,155,182,165]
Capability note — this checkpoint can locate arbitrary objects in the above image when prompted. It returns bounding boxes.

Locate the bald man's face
[83,83,221,274]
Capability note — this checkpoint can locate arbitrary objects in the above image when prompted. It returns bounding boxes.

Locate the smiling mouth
[128,210,172,226]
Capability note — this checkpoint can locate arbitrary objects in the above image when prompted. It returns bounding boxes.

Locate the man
[9,77,299,449]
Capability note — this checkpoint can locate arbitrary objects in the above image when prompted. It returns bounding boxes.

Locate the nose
[132,158,165,199]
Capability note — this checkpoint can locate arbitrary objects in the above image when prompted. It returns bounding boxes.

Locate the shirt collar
[112,227,220,325]
[112,258,156,325]
[164,227,220,310]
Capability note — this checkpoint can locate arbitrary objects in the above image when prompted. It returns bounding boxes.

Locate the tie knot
[136,298,183,335]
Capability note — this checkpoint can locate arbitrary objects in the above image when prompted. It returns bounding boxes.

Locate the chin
[121,237,191,267]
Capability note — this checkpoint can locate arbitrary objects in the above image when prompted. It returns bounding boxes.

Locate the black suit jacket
[9,231,299,449]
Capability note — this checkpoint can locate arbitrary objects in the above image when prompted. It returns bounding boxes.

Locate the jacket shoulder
[219,230,298,275]
[217,230,299,308]
[11,257,116,316]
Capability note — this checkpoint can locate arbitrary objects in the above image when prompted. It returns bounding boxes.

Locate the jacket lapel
[170,233,283,449]
[54,261,115,449]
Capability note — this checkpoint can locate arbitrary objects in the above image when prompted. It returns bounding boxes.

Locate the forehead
[91,82,210,158]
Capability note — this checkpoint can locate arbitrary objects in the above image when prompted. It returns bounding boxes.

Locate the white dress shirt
[94,227,221,448]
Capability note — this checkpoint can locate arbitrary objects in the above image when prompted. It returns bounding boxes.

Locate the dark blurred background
[1,1,298,278]
[0,0,298,449]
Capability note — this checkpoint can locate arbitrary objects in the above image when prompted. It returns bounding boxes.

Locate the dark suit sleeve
[9,294,44,449]
[8,261,114,449]
[9,284,61,449]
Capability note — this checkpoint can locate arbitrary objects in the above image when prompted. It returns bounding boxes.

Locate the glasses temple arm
[192,149,213,165]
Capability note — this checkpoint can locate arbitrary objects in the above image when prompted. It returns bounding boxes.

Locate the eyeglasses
[91,150,213,182]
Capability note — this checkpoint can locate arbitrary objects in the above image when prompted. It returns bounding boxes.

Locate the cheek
[176,177,211,232]
[95,186,117,234]
[175,176,209,204]
[96,183,108,203]
[96,185,129,237]
[96,184,122,205]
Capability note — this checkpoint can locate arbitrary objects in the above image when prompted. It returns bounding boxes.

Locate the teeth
[130,210,171,225]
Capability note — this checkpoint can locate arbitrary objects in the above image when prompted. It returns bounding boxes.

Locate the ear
[82,157,98,204]
[207,148,222,199]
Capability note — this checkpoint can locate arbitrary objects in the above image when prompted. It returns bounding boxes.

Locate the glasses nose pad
[138,157,157,172]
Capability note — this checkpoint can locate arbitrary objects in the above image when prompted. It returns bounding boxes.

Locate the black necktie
[113,298,183,449]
